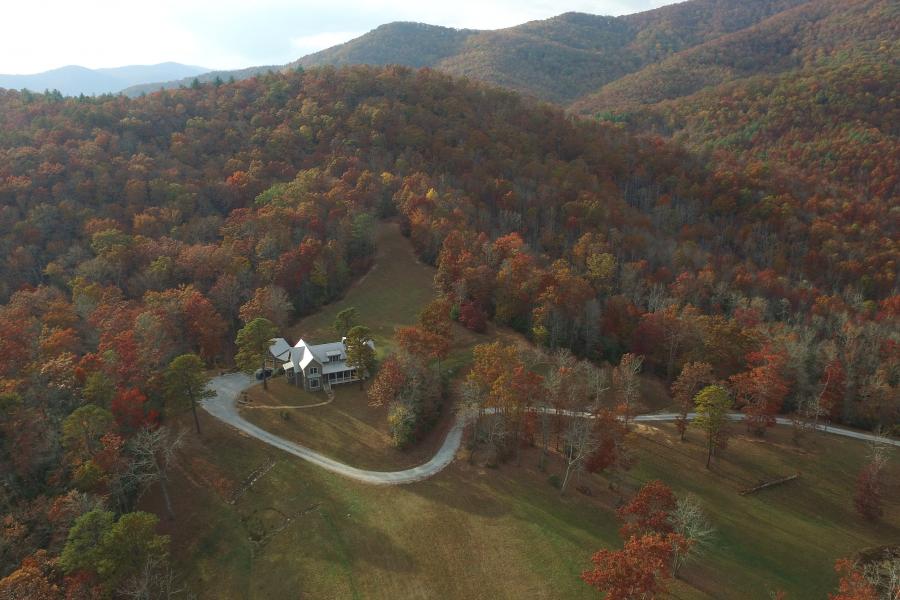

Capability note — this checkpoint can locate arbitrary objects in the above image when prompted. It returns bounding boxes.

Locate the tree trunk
[262,358,268,390]
[189,389,201,435]
[158,467,175,518]
[191,401,201,435]
[705,437,713,469]
[560,462,574,496]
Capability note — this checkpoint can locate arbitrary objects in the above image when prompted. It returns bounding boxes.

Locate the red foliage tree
[459,300,487,333]
[729,346,789,435]
[110,388,158,431]
[616,480,677,540]
[581,533,688,600]
[367,356,406,407]
[585,408,630,475]
[671,362,714,441]
[395,325,450,366]
[829,559,877,600]
[853,462,883,521]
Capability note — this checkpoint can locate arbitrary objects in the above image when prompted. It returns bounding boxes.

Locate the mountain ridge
[120,0,810,101]
[0,62,209,96]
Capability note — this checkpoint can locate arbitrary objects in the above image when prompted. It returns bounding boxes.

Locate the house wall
[303,361,323,391]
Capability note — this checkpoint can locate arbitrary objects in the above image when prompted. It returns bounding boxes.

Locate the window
[309,367,318,375]
[310,379,319,388]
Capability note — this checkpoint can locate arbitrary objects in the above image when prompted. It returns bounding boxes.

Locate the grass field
[240,379,456,470]
[158,412,898,600]
[286,221,437,358]
[149,222,900,599]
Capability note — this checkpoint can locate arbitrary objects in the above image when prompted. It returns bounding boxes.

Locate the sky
[1,0,677,74]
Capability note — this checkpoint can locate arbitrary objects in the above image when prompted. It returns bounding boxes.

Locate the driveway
[202,373,463,485]
[202,373,898,486]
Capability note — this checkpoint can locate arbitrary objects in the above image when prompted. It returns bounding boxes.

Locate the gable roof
[269,336,375,372]
[269,337,292,362]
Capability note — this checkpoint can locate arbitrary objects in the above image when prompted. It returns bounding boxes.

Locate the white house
[268,337,374,392]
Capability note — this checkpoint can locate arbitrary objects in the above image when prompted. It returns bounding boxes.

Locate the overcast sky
[2,0,677,74]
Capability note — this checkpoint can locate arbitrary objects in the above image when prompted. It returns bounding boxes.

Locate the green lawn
[241,378,454,470]
[146,222,899,599]
[287,220,437,358]
[156,414,898,600]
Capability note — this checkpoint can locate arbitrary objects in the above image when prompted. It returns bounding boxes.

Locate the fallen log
[739,473,800,495]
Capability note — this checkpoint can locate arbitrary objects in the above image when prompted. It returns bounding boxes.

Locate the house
[268,337,374,392]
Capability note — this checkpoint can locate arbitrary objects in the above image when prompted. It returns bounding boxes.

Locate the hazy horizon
[2,0,676,74]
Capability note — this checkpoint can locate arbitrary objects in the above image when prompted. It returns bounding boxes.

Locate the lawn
[240,378,456,470]
[286,220,437,358]
[154,411,898,600]
[145,222,899,599]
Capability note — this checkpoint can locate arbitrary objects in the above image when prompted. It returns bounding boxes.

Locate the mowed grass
[145,222,900,599]
[240,378,455,470]
[154,412,898,600]
[287,220,437,358]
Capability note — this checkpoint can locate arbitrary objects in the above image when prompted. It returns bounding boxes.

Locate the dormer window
[326,350,343,363]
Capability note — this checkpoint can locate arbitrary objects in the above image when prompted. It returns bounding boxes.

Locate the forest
[0,58,897,597]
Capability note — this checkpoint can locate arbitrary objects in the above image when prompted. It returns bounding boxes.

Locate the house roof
[269,338,292,361]
[270,336,375,372]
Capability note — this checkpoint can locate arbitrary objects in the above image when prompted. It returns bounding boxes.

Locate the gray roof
[270,336,374,373]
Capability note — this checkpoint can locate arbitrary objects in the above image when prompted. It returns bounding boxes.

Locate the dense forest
[0,57,896,596]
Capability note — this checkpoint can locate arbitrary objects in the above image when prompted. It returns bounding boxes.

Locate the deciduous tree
[617,480,677,539]
[693,385,732,469]
[333,307,359,338]
[671,362,714,441]
[345,325,375,389]
[581,533,688,600]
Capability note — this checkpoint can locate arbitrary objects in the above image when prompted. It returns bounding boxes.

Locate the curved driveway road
[202,373,464,485]
[202,373,898,486]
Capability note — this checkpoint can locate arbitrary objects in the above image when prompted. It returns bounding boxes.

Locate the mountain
[570,0,897,113]
[295,22,476,69]
[0,62,209,96]
[568,0,899,219]
[122,0,808,102]
[294,0,809,103]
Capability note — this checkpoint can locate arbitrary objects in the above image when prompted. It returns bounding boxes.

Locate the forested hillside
[571,0,898,112]
[296,0,810,103]
[0,63,896,594]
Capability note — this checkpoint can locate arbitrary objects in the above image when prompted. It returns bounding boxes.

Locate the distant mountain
[0,62,209,96]
[122,64,280,97]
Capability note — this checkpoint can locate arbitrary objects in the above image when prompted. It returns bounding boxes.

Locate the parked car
[255,368,273,380]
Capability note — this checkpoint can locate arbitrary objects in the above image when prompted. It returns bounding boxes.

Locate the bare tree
[560,417,597,496]
[671,494,716,576]
[587,364,610,409]
[484,413,508,466]
[458,380,484,449]
[613,353,644,428]
[119,555,182,600]
[862,555,900,600]
[127,427,185,519]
